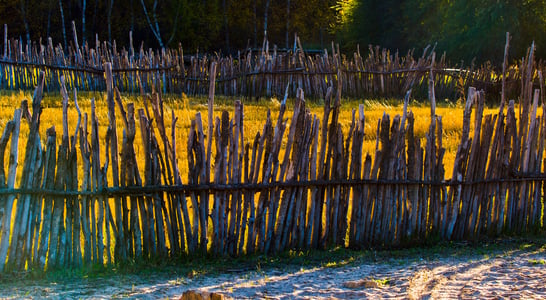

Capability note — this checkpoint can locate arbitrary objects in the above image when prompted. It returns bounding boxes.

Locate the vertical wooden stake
[0,109,21,271]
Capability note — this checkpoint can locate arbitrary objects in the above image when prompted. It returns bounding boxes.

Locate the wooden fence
[0,24,528,100]
[0,42,544,272]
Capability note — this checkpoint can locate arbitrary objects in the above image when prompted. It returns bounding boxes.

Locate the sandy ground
[1,242,546,299]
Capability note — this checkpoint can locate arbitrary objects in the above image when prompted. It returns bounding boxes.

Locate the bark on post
[0,109,22,272]
[105,63,125,261]
[0,121,14,189]
[79,113,92,264]
[10,72,45,269]
[446,87,476,239]
[37,127,56,269]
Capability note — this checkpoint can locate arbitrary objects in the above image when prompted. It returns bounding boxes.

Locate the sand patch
[1,244,545,299]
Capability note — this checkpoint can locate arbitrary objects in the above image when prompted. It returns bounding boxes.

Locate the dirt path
[1,242,545,299]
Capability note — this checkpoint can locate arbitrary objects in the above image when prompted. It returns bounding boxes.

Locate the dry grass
[0,90,543,267]
[0,91,506,184]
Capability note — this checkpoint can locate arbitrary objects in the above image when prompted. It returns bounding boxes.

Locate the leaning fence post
[0,109,21,272]
[105,62,125,261]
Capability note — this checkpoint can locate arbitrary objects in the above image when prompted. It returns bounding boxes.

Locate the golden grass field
[0,90,503,184]
[1,90,544,273]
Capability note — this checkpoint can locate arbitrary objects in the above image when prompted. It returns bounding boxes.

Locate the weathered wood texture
[0,46,544,272]
[0,29,524,100]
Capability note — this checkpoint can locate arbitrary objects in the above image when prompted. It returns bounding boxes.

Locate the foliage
[339,0,546,65]
[4,0,546,64]
[0,0,340,53]
[336,0,407,51]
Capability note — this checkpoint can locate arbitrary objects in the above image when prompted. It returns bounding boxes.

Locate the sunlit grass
[0,90,543,268]
[0,91,516,186]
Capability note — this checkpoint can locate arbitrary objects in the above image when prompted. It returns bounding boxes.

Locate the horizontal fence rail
[0,27,530,100]
[0,42,545,273]
[2,175,546,197]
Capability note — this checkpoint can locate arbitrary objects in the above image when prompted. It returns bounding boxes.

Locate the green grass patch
[529,259,546,265]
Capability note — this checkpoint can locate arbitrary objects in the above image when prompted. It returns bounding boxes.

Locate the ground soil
[1,239,545,299]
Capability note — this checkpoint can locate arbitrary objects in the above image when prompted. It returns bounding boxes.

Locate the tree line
[337,0,546,65]
[2,0,546,64]
[0,0,338,54]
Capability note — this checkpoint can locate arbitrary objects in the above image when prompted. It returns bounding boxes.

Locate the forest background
[2,0,546,65]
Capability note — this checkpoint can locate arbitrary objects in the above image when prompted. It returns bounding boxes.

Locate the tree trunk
[140,0,165,48]
[108,0,114,46]
[286,0,290,48]
[253,0,257,48]
[130,0,134,33]
[81,0,86,45]
[59,0,67,50]
[264,0,269,39]
[46,1,52,38]
[20,0,31,44]
[223,0,230,52]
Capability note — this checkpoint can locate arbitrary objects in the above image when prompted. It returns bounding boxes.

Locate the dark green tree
[341,0,546,64]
